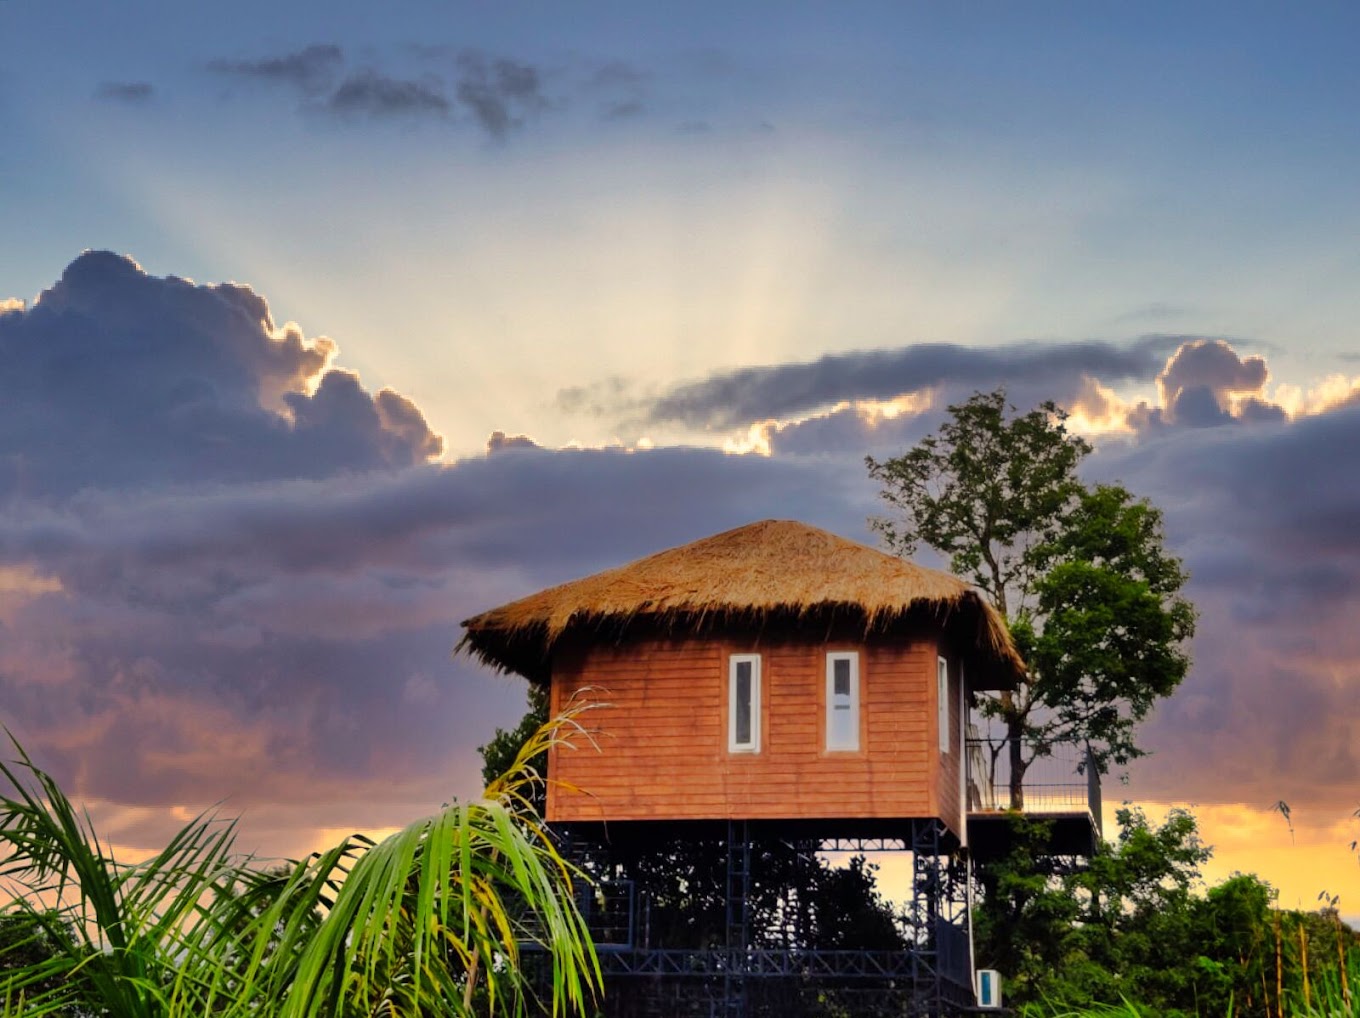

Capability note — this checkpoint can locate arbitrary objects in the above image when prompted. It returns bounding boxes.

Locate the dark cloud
[486,430,540,454]
[0,442,870,822]
[454,52,549,139]
[95,82,153,104]
[208,44,345,95]
[328,70,451,119]
[206,44,573,137]
[570,336,1180,432]
[1119,338,1285,431]
[1085,403,1360,809]
[1157,338,1270,423]
[0,251,441,497]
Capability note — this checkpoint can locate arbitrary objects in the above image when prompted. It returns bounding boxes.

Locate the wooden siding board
[547,632,952,825]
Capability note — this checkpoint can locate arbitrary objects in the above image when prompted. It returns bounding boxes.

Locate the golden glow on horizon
[1128,801,1360,919]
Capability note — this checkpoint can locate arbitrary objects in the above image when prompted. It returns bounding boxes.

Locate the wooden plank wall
[546,631,963,835]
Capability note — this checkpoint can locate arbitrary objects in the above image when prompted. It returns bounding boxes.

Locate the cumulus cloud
[1157,339,1272,423]
[0,251,441,497]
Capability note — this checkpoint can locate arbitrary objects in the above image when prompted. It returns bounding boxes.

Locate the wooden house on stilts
[461,519,1101,1018]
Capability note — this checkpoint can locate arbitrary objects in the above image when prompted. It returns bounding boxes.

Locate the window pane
[735,662,752,745]
[827,654,858,750]
[833,658,851,698]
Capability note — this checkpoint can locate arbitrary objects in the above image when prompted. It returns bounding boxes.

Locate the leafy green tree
[808,855,904,951]
[0,911,94,1016]
[480,684,549,791]
[976,807,1220,1014]
[867,389,1196,805]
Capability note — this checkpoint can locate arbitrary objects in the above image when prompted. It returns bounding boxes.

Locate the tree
[974,807,1220,1013]
[866,389,1196,805]
[480,683,550,813]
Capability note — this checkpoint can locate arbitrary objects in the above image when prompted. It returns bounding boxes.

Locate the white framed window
[728,654,761,752]
[825,651,860,751]
[938,655,951,753]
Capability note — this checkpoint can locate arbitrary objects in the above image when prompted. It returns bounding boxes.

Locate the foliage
[480,683,549,814]
[0,712,602,1018]
[976,805,1360,1018]
[867,389,1196,802]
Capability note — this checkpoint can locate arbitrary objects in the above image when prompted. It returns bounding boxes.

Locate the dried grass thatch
[459,519,1024,687]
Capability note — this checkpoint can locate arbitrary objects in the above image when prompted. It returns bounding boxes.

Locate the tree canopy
[867,389,1196,802]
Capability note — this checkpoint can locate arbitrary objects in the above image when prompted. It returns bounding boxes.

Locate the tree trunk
[1006,713,1025,810]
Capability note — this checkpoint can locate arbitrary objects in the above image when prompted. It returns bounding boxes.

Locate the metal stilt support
[722,819,750,1017]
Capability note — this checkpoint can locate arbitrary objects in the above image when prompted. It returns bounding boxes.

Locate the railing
[966,735,1101,832]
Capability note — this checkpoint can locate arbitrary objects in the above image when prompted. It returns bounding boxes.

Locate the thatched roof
[459,519,1024,687]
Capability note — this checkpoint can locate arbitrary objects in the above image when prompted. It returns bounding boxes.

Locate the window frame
[937,655,951,754]
[825,651,861,752]
[728,653,762,753]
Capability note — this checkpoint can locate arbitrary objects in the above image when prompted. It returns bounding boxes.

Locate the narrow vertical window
[729,654,761,752]
[826,652,860,751]
[938,655,950,753]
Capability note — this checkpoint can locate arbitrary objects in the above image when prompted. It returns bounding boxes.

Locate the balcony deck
[965,737,1102,860]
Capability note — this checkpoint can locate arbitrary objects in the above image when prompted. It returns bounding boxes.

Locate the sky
[2,1,1360,919]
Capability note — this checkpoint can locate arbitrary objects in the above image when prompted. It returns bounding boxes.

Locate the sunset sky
[3,2,1360,919]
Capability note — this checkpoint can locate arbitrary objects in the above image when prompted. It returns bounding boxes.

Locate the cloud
[0,251,441,497]
[1157,339,1272,423]
[206,44,559,135]
[565,336,1180,432]
[95,82,154,104]
[454,52,549,139]
[0,442,871,824]
[486,430,540,454]
[328,70,451,119]
[208,44,344,95]
[1076,402,1360,810]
